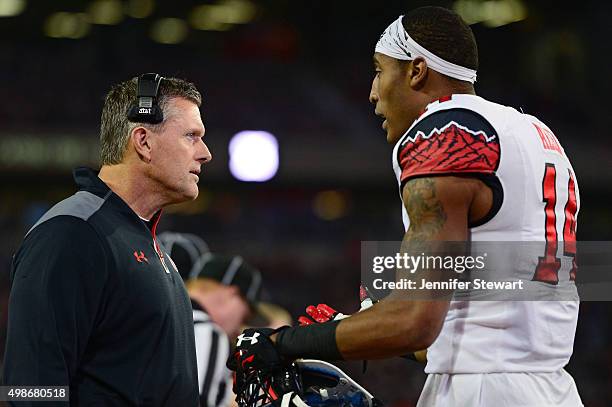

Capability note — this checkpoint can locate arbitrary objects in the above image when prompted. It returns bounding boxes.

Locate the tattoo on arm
[404,178,447,242]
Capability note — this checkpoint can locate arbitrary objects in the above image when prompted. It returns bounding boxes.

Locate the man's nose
[369,80,379,105]
[197,140,212,164]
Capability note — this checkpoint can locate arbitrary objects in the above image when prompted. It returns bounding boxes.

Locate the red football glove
[299,284,379,326]
[298,304,344,326]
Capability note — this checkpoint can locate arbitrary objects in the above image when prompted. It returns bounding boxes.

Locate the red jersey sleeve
[397,108,501,184]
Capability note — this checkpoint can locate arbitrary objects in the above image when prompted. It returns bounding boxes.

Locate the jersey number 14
[533,163,578,284]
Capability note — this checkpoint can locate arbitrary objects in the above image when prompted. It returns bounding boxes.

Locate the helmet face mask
[237,363,302,406]
[235,360,380,407]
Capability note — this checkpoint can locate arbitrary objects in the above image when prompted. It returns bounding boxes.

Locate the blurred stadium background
[1,0,611,405]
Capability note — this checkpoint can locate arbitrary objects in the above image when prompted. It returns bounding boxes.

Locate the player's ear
[130,126,152,163]
[408,57,428,90]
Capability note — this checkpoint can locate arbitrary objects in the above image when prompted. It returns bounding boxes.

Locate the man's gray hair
[100,76,202,165]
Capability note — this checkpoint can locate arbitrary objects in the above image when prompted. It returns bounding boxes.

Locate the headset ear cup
[127,73,164,124]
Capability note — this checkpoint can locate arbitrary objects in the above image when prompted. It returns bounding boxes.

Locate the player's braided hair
[402,6,478,73]
[100,76,202,165]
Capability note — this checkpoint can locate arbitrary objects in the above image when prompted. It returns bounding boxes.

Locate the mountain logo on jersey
[403,121,497,145]
[398,108,500,182]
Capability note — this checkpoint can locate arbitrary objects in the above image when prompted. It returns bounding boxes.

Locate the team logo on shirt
[133,251,149,263]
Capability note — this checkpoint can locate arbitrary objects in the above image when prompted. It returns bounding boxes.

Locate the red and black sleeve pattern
[397,108,501,184]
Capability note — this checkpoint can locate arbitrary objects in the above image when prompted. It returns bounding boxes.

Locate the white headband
[375,16,477,83]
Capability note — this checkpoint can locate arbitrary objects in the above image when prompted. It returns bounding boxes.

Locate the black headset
[127,73,165,124]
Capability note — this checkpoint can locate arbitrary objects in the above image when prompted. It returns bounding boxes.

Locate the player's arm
[263,176,478,362]
[229,109,498,366]
[326,109,500,360]
[2,217,108,390]
[333,175,475,359]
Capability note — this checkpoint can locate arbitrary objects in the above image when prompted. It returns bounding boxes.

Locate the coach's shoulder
[24,213,102,247]
[26,190,107,236]
[13,215,108,280]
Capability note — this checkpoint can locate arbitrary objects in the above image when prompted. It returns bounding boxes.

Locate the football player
[229,6,582,406]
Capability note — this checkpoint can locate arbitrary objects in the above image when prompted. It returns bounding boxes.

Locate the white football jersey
[392,94,580,373]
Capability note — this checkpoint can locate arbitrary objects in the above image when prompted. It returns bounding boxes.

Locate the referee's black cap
[158,232,276,325]
[193,254,263,305]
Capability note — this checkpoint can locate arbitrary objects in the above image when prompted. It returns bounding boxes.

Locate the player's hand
[227,328,286,371]
[298,304,347,326]
[298,284,377,326]
[227,328,289,392]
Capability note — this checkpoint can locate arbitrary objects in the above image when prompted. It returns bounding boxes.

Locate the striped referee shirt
[192,300,233,407]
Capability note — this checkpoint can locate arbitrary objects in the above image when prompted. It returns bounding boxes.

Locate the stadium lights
[87,0,123,25]
[0,0,25,17]
[453,0,527,27]
[229,131,279,182]
[150,18,188,44]
[0,136,98,169]
[189,6,231,31]
[190,0,256,31]
[125,0,154,19]
[43,12,90,39]
[313,190,349,221]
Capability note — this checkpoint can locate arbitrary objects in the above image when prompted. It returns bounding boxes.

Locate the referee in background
[160,232,290,407]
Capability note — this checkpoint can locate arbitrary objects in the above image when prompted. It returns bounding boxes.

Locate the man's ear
[130,126,152,163]
[408,57,428,90]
